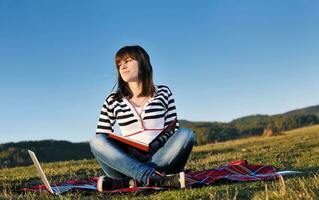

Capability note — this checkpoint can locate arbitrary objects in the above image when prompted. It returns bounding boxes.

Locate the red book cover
[108,119,177,152]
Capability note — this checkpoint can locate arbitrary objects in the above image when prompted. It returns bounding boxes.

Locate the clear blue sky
[1,0,319,143]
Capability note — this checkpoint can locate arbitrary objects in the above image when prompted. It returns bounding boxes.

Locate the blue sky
[1,0,318,143]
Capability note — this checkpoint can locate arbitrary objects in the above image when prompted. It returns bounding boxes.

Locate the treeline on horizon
[1,105,318,168]
[182,104,319,145]
[0,140,93,168]
[181,113,319,145]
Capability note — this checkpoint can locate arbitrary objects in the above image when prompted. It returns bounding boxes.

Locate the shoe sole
[97,176,105,192]
[179,172,185,188]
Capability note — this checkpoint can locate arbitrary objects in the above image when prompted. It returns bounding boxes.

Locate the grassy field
[1,125,319,199]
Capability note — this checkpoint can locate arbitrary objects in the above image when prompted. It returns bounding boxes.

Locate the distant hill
[0,140,92,168]
[1,104,318,168]
[180,104,319,145]
[283,105,319,117]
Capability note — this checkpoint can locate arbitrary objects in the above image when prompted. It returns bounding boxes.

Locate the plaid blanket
[184,160,299,187]
[18,160,300,194]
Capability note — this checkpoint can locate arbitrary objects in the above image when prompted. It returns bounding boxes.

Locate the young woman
[90,45,195,191]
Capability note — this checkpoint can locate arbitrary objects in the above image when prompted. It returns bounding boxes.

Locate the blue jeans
[90,127,195,185]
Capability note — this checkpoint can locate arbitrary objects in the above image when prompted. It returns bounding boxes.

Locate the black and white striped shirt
[96,85,179,143]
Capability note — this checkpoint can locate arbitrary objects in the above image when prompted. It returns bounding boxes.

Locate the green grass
[1,125,319,199]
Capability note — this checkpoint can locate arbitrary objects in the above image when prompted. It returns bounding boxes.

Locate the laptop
[27,150,68,195]
[28,150,97,195]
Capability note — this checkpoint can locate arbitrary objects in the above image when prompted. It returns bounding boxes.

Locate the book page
[126,130,162,145]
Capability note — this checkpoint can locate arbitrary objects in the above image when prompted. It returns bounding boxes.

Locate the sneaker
[147,171,186,188]
[97,176,137,192]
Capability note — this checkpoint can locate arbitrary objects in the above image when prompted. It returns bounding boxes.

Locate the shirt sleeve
[164,88,180,130]
[96,97,116,134]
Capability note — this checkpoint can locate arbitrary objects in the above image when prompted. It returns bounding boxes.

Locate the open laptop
[28,150,100,195]
[28,150,97,195]
[28,150,64,195]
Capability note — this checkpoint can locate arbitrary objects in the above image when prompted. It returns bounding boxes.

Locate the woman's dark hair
[114,45,155,99]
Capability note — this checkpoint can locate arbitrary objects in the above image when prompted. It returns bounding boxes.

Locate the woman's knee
[176,127,195,146]
[151,127,195,173]
[89,134,107,152]
[164,127,195,153]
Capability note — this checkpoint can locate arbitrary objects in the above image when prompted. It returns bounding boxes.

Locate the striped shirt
[96,85,179,143]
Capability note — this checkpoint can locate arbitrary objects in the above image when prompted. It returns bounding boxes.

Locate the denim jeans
[89,127,195,185]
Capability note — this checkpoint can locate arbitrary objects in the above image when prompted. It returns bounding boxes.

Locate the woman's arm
[96,95,116,134]
[164,88,180,130]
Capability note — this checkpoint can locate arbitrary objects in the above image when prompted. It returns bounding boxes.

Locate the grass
[1,125,319,199]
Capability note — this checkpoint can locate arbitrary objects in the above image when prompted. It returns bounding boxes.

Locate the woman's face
[118,57,139,83]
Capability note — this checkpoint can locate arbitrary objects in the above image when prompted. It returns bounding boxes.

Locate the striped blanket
[18,160,300,194]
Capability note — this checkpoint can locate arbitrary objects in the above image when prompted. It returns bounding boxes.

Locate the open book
[108,119,177,152]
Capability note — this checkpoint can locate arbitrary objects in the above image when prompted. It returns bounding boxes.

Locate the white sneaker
[97,175,138,191]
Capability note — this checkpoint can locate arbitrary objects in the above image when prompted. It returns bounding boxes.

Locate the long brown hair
[114,45,155,99]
